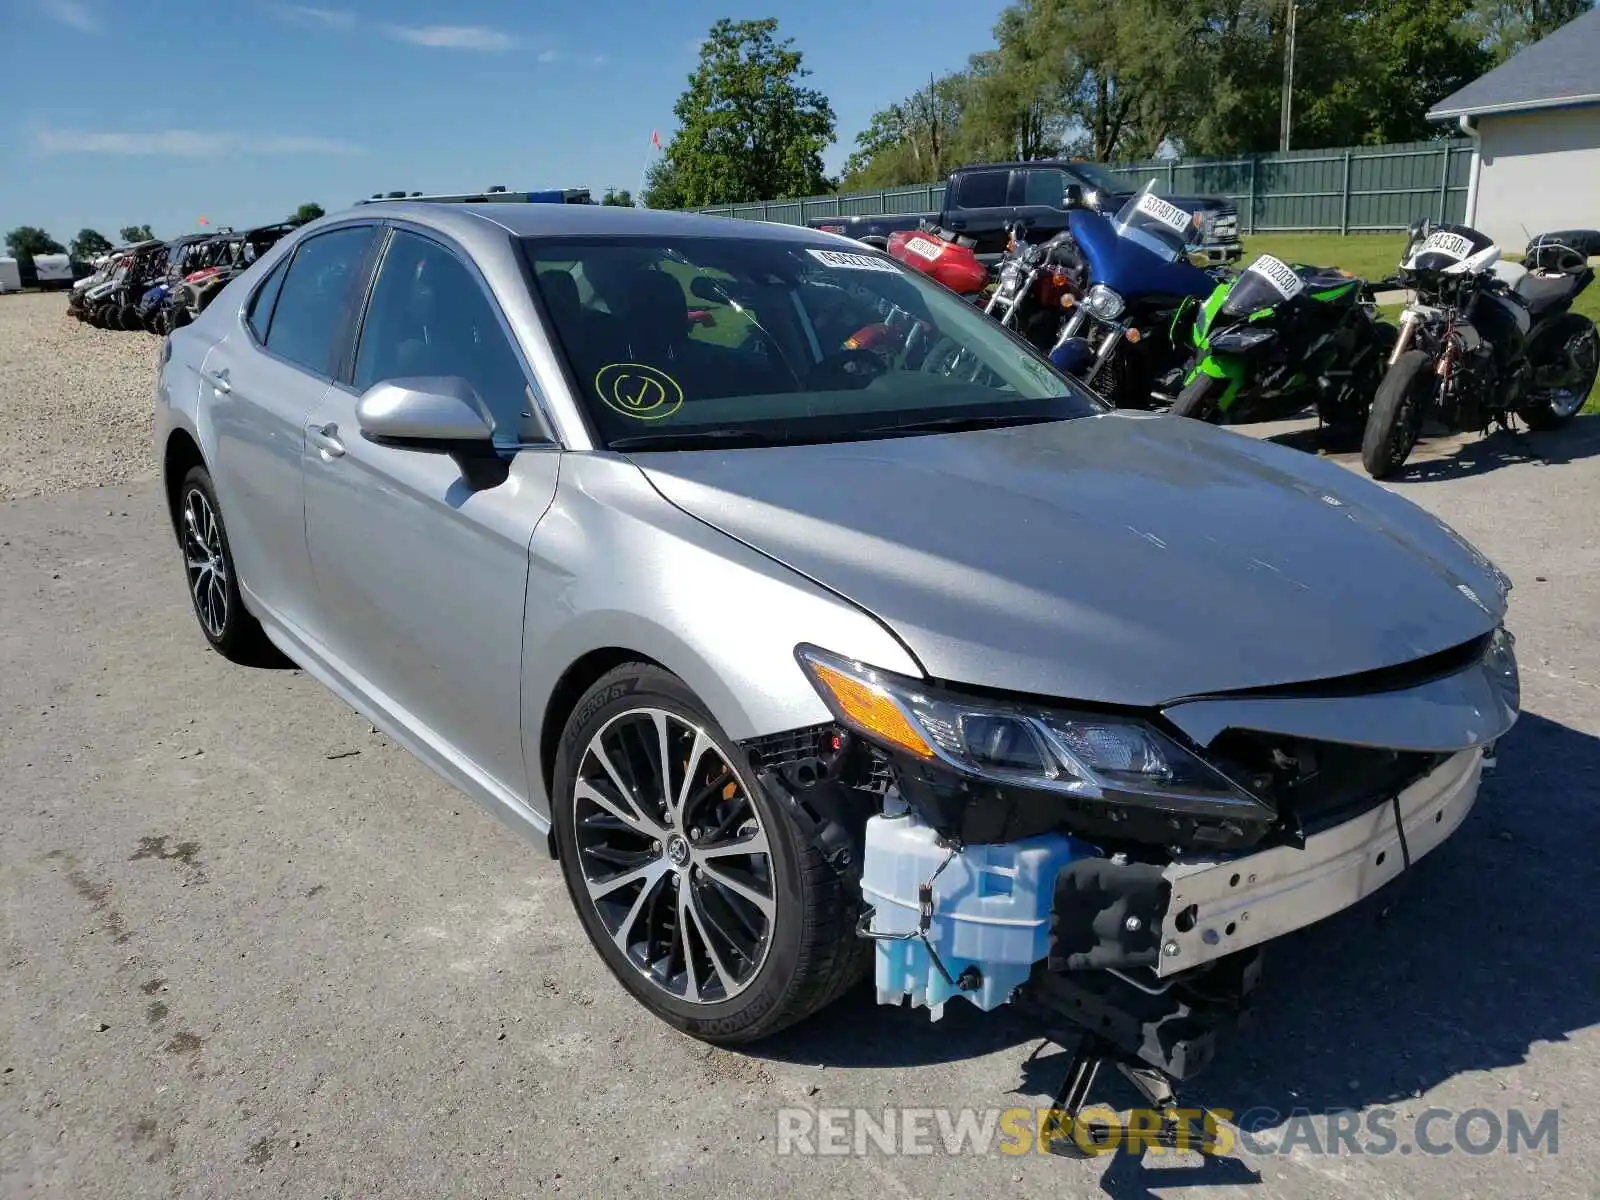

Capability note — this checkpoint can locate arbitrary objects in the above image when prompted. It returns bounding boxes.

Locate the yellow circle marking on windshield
[595,362,683,421]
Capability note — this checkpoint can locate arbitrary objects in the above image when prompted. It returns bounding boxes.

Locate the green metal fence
[694,138,1474,235]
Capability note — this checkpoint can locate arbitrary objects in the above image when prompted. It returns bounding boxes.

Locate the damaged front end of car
[742,629,1520,1153]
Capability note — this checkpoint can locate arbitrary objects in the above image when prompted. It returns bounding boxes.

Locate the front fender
[521,454,922,822]
[1184,353,1249,409]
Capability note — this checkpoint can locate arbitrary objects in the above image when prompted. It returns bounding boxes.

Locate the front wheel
[1170,373,1227,423]
[552,664,865,1044]
[1362,350,1432,479]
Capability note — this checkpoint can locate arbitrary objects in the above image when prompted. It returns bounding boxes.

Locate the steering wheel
[811,346,891,386]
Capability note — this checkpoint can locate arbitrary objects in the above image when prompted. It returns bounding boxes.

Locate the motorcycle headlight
[1210,326,1277,353]
[796,645,1268,821]
[1083,284,1126,321]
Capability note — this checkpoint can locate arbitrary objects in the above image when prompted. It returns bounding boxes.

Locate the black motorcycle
[1362,219,1599,478]
[982,224,1088,354]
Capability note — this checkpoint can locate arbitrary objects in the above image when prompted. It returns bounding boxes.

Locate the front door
[301,227,559,799]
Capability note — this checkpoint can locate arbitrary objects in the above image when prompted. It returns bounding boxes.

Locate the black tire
[169,306,192,329]
[1362,349,1432,479]
[1518,315,1598,430]
[120,305,140,331]
[552,663,865,1045]
[1170,372,1227,423]
[174,466,272,663]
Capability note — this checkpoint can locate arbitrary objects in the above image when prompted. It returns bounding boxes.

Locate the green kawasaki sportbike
[1169,253,1395,435]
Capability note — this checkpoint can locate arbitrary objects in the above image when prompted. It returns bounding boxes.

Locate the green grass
[1241,232,1600,415]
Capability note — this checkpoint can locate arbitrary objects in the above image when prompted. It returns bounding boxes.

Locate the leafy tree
[601,188,635,206]
[1473,0,1593,60]
[842,73,975,187]
[288,202,325,227]
[70,229,113,260]
[645,18,836,208]
[120,224,155,243]
[5,226,65,258]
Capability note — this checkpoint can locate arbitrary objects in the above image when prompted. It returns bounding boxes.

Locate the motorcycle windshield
[1109,181,1200,264]
[1218,254,1305,318]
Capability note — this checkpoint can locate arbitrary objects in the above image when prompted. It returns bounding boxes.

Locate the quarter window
[263,226,375,376]
[245,257,289,343]
[353,230,538,444]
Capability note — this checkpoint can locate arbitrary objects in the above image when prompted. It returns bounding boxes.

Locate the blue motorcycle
[1047,181,1222,409]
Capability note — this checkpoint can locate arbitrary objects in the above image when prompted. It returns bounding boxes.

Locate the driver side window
[353,230,541,445]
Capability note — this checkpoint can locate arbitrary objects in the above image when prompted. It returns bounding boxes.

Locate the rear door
[943,168,1014,256]
[203,223,378,633]
[300,225,559,799]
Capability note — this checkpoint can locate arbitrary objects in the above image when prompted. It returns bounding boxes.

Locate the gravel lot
[3,309,1599,1197]
[0,294,160,502]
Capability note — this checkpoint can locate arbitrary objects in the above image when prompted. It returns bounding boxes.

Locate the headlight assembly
[796,645,1270,822]
[1210,326,1278,353]
[1082,284,1126,322]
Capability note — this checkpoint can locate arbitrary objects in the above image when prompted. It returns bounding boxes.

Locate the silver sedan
[154,201,1518,1060]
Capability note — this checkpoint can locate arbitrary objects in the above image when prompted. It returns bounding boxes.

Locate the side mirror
[1062,183,1085,209]
[355,377,505,487]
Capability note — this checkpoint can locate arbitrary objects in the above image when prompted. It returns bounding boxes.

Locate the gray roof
[1430,5,1600,120]
[341,200,836,243]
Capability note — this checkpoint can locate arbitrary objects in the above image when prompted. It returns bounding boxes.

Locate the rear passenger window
[245,257,289,343]
[263,226,374,376]
[953,170,1009,210]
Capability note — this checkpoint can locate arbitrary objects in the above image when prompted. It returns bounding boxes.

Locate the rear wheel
[1170,373,1227,423]
[174,466,272,662]
[1362,350,1432,478]
[552,664,865,1045]
[1519,315,1598,430]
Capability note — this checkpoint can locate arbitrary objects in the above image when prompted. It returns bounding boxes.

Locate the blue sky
[1,0,1010,246]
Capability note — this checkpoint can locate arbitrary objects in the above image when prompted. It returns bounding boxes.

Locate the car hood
[632,414,1506,707]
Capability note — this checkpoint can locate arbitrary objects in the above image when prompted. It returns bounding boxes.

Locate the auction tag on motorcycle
[902,236,945,263]
[807,248,900,273]
[1421,230,1474,260]
[1246,254,1305,299]
[1134,191,1192,235]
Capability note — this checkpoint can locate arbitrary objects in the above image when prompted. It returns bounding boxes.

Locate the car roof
[335,201,837,247]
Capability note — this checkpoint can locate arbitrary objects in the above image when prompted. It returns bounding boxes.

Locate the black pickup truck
[808,159,1243,265]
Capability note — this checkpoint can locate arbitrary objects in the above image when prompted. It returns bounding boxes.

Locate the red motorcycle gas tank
[887,230,989,296]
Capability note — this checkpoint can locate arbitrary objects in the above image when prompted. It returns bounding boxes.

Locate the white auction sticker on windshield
[902,236,944,262]
[1422,230,1474,260]
[808,248,900,273]
[1134,191,1191,234]
[1246,254,1304,299]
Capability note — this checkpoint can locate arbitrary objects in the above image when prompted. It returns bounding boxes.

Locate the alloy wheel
[571,708,775,1004]
[182,487,228,639]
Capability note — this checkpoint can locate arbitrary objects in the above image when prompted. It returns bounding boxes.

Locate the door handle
[308,422,346,458]
[203,368,230,394]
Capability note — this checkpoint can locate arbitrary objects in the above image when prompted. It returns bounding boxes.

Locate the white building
[1430,6,1600,254]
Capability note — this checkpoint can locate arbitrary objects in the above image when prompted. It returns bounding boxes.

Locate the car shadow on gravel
[758,711,1600,1137]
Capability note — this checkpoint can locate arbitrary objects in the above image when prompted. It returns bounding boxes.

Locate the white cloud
[271,5,355,28]
[536,48,558,62]
[34,128,361,156]
[385,24,516,50]
[40,0,99,32]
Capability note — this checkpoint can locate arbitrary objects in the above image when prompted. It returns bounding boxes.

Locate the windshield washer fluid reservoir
[861,812,1096,1019]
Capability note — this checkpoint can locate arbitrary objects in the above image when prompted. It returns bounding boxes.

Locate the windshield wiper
[608,428,778,451]
[857,413,1061,437]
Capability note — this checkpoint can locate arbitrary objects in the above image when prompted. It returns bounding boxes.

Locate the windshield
[1110,181,1200,264]
[1218,253,1306,318]
[523,235,1103,449]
